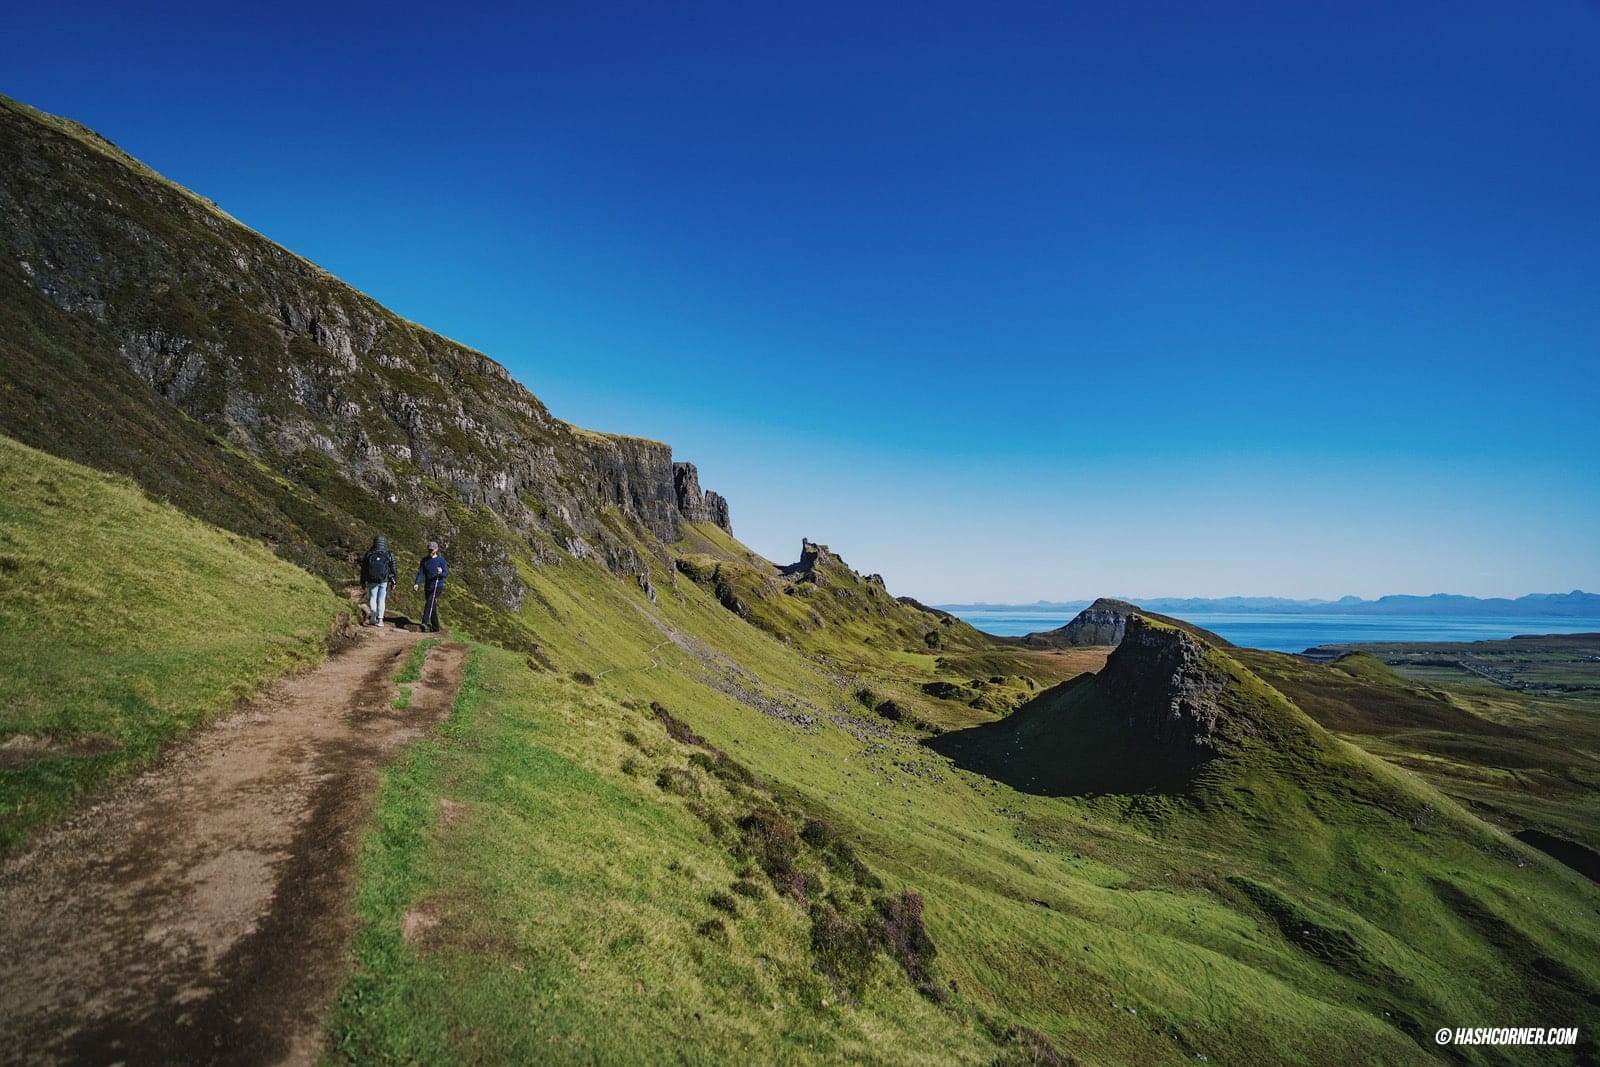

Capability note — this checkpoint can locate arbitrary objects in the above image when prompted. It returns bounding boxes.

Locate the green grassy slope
[675,527,992,656]
[0,433,346,853]
[333,565,1600,1064]
[1240,643,1600,877]
[674,525,1086,732]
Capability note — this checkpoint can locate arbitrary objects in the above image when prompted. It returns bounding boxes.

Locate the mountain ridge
[941,589,1600,617]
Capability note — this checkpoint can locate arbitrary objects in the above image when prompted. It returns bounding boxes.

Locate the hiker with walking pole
[413,540,449,633]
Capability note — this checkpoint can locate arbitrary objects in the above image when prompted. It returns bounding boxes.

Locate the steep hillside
[932,614,1438,798]
[673,533,1079,728]
[931,616,1600,1055]
[0,434,346,851]
[0,91,1067,716]
[0,93,729,629]
[1237,642,1600,885]
[333,591,1600,1064]
[676,534,988,657]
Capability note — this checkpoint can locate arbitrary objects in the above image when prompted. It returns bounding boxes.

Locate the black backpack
[361,548,392,584]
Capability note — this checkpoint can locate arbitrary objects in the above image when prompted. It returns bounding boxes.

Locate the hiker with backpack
[360,535,397,628]
[413,540,449,633]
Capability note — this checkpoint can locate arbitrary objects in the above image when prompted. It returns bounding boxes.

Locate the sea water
[944,609,1600,654]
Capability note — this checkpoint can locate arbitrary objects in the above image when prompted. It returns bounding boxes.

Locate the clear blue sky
[5,2,1598,602]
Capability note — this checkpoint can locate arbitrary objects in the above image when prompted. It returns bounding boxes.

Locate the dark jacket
[415,553,449,586]
[361,545,396,585]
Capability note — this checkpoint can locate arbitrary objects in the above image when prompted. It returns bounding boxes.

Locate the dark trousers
[422,579,444,632]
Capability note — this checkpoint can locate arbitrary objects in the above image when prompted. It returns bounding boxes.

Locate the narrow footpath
[0,624,468,1066]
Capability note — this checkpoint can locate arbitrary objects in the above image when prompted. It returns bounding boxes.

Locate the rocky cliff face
[0,95,729,589]
[1021,598,1138,648]
[1018,598,1234,651]
[672,462,733,534]
[1097,615,1246,752]
[704,492,731,533]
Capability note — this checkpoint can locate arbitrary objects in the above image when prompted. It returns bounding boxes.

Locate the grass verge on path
[391,637,443,710]
[331,640,993,1064]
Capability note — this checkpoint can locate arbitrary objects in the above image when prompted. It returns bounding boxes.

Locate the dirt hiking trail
[0,625,468,1066]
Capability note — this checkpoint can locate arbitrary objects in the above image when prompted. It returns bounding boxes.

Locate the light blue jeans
[366,582,389,624]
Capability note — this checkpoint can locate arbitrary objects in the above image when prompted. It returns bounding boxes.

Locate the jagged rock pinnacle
[673,462,733,535]
[1099,615,1244,752]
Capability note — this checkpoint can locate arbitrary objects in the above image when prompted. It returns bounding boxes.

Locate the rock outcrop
[1020,598,1138,647]
[781,538,834,578]
[1016,598,1233,650]
[672,462,733,534]
[930,612,1283,795]
[704,491,731,534]
[1097,615,1246,753]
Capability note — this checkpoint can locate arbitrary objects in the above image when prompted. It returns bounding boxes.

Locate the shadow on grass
[1514,829,1600,885]
[925,675,1213,798]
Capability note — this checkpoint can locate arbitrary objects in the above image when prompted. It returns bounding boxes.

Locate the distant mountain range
[938,590,1600,617]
